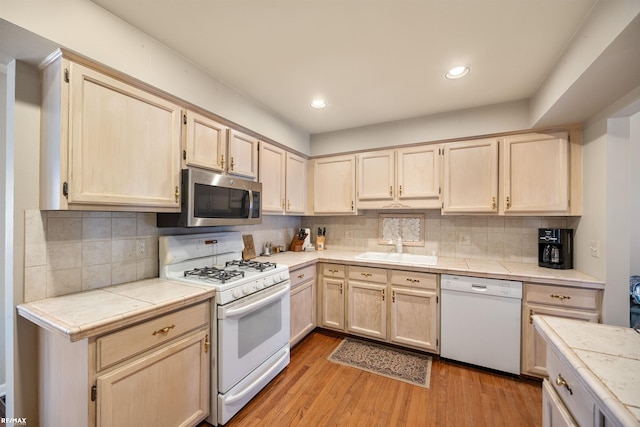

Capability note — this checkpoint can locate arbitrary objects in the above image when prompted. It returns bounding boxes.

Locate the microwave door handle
[219,283,290,319]
[248,189,254,218]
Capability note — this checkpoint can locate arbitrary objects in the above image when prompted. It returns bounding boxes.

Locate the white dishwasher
[440,274,522,375]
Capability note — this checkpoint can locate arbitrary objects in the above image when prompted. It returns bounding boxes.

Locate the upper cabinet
[183,110,227,173]
[259,142,307,214]
[183,111,259,181]
[40,51,182,212]
[228,129,259,180]
[442,130,581,216]
[501,131,577,215]
[311,155,357,214]
[357,145,441,209]
[442,138,499,214]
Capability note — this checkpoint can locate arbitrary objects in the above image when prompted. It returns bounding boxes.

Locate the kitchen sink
[353,252,438,266]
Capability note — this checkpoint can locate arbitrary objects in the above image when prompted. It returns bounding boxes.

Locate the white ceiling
[91,0,597,134]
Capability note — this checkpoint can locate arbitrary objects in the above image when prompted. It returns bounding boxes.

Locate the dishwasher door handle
[471,284,488,292]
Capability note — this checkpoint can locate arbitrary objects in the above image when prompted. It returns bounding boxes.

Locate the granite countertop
[534,316,640,426]
[17,278,215,342]
[257,249,604,289]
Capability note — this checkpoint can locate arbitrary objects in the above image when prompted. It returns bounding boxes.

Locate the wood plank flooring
[208,330,542,426]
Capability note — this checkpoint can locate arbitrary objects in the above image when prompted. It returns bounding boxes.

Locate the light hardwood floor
[208,330,542,426]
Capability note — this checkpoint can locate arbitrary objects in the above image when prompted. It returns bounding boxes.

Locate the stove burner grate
[225,260,277,272]
[184,267,245,284]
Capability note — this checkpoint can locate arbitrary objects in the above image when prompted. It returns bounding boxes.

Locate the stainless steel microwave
[157,169,262,227]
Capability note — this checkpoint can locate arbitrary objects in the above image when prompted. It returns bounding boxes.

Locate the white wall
[0,0,310,155]
[310,100,529,156]
[631,112,640,276]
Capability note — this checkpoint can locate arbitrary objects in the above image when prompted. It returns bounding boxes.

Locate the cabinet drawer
[290,265,315,288]
[390,270,437,290]
[348,266,387,284]
[525,284,599,311]
[97,302,210,371]
[321,263,346,278]
[547,347,595,427]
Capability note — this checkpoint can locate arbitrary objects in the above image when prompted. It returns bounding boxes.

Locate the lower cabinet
[542,379,578,427]
[39,301,211,427]
[289,265,317,346]
[521,283,601,377]
[320,263,440,353]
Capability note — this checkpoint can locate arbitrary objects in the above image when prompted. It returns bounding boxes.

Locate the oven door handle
[224,346,290,404]
[219,283,290,319]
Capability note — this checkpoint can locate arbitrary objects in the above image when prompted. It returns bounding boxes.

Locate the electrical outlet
[345,230,354,240]
[590,240,599,258]
[138,240,146,256]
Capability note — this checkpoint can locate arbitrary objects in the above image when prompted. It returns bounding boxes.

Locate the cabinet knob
[506,196,512,209]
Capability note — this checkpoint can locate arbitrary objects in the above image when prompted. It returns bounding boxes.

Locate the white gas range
[159,232,291,426]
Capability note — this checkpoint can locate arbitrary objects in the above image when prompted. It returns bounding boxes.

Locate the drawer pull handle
[361,272,373,277]
[555,374,573,395]
[406,278,421,283]
[329,269,339,273]
[550,294,571,301]
[204,334,210,353]
[152,324,175,336]
[297,273,305,279]
[381,289,385,301]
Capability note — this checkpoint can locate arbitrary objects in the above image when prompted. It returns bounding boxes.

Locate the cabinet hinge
[183,114,187,125]
[62,182,69,198]
[183,150,187,160]
[64,68,69,83]
[91,385,97,402]
[438,187,441,195]
[436,295,439,304]
[436,338,439,347]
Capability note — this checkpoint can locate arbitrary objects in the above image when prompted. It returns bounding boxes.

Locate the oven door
[217,281,290,393]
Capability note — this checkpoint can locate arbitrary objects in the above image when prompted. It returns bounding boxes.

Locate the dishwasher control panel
[441,274,522,299]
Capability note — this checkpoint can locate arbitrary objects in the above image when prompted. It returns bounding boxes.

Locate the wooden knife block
[289,235,305,252]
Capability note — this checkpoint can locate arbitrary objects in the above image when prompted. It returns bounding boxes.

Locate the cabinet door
[228,129,259,180]
[68,62,182,210]
[285,152,307,214]
[96,329,209,427]
[347,281,386,340]
[321,278,345,330]
[357,150,395,202]
[184,110,227,173]
[542,379,578,427]
[502,132,569,214]
[442,138,498,214]
[313,155,356,214]
[290,279,316,347]
[522,303,598,377]
[397,145,440,204]
[390,286,438,352]
[259,142,286,213]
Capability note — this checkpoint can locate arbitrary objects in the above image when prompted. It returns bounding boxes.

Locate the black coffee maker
[538,228,573,269]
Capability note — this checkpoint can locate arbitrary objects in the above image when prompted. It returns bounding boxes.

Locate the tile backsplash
[24,208,578,302]
[302,210,579,262]
[23,210,302,302]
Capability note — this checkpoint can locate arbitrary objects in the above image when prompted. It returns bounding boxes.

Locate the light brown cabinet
[38,302,211,427]
[227,129,259,180]
[289,265,316,346]
[311,155,357,214]
[442,138,499,214]
[357,145,441,209]
[521,283,600,377]
[389,270,439,352]
[261,142,307,214]
[183,109,228,173]
[319,264,347,331]
[347,266,387,340]
[40,50,182,212]
[501,131,575,215]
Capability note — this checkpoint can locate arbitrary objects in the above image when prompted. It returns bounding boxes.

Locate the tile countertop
[17,278,215,342]
[258,250,604,289]
[534,316,640,426]
[18,250,603,343]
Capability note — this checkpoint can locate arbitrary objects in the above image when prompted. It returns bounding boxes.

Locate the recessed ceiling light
[310,99,327,109]
[445,66,470,79]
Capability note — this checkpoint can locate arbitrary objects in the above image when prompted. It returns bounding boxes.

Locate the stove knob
[257,280,264,289]
[232,288,242,299]
[271,275,278,285]
[243,285,251,295]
